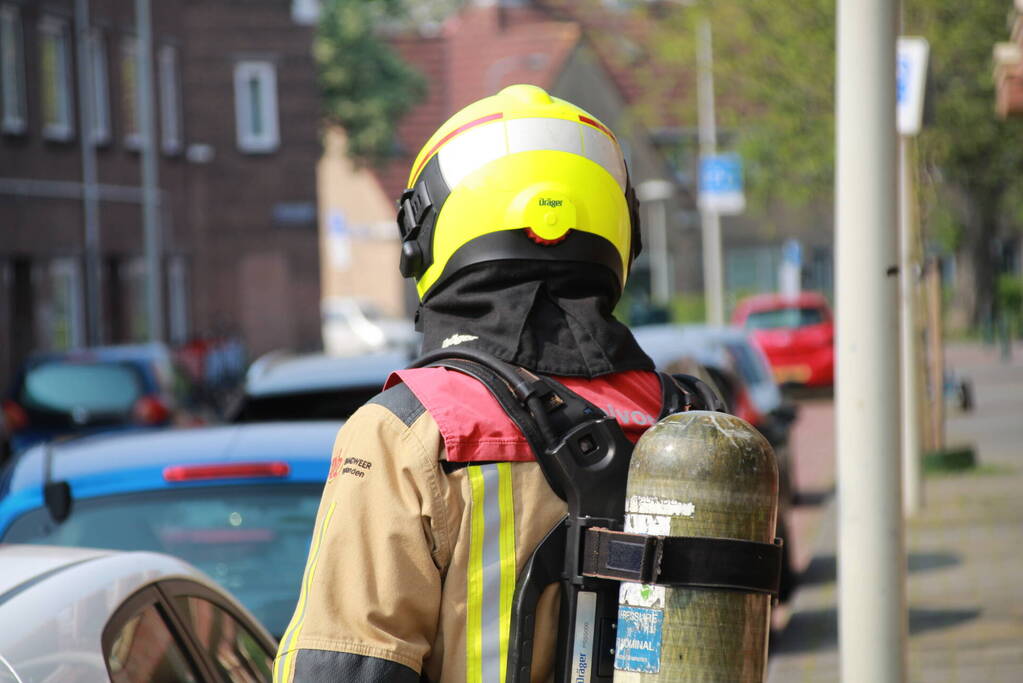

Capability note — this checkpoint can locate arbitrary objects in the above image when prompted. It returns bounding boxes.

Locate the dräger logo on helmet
[538,198,563,208]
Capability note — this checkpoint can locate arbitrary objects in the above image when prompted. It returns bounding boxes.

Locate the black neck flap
[417,260,654,378]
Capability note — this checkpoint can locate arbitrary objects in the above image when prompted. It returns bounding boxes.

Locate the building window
[121,36,140,148]
[86,29,110,144]
[158,44,181,154]
[167,256,189,344]
[0,4,27,134]
[39,16,74,141]
[49,259,84,350]
[234,60,279,153]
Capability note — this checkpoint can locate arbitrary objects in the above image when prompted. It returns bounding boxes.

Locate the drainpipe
[75,0,103,345]
[135,0,163,341]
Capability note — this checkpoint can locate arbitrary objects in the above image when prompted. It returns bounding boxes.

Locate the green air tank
[612,411,778,682]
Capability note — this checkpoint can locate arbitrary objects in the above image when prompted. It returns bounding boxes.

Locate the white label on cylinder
[624,512,671,536]
[626,495,696,517]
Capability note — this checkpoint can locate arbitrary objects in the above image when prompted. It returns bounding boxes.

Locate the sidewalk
[768,342,1023,682]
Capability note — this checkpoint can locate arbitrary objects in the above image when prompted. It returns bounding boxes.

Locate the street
[769,341,1023,681]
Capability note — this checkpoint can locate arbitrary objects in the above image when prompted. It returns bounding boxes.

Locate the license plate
[774,365,811,383]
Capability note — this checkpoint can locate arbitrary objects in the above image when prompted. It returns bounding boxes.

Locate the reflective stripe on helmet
[467,463,517,683]
[412,112,505,182]
[436,116,628,193]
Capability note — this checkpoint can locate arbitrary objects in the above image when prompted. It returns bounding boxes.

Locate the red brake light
[163,462,291,482]
[133,396,171,425]
[2,400,29,432]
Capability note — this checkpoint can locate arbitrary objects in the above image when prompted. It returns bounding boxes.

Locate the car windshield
[20,362,143,415]
[235,387,381,421]
[2,484,322,638]
[744,306,825,330]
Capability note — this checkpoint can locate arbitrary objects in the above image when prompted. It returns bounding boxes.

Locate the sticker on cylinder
[619,581,665,609]
[614,605,663,673]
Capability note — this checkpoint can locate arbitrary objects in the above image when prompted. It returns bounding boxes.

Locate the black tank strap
[582,527,783,595]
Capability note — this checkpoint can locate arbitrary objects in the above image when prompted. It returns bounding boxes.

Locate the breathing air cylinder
[612,411,778,682]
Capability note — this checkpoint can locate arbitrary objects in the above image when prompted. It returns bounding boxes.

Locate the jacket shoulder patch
[368,383,426,428]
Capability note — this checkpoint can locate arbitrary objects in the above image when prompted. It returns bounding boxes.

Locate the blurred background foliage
[635,0,1023,325]
[314,0,426,165]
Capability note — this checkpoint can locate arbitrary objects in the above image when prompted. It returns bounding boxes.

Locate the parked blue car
[2,343,199,457]
[0,420,339,638]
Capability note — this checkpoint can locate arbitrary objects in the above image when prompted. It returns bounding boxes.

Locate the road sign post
[897,36,929,516]
[697,151,745,327]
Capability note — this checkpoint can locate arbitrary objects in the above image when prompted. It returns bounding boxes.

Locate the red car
[732,292,835,387]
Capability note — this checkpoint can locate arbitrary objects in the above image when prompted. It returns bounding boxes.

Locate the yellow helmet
[397,84,641,301]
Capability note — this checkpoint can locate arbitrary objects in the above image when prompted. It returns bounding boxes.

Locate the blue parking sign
[699,154,745,214]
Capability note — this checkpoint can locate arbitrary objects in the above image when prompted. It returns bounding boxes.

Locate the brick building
[0,0,321,391]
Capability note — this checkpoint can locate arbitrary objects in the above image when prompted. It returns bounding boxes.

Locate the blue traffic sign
[699,153,745,214]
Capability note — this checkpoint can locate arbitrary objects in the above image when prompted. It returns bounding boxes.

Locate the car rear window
[2,484,322,638]
[744,307,826,330]
[20,362,143,416]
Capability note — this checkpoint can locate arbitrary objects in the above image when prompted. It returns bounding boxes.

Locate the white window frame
[0,4,27,134]
[233,60,279,153]
[86,28,110,145]
[49,258,84,350]
[158,44,181,154]
[121,35,141,149]
[39,16,74,141]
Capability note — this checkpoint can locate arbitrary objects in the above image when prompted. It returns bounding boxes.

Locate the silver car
[0,545,276,682]
[228,349,411,422]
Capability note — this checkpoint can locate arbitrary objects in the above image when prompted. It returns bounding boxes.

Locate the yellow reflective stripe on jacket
[467,467,486,683]
[273,500,337,683]
[497,463,517,683]
[467,463,517,683]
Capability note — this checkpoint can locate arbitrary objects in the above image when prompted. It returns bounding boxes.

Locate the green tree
[908,1,1023,324]
[315,0,426,165]
[639,0,1023,324]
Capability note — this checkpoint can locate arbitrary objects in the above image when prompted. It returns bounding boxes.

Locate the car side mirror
[44,481,72,523]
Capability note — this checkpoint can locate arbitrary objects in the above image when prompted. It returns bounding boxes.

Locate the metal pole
[899,137,922,514]
[836,1,907,681]
[135,0,163,341]
[638,179,675,307]
[75,0,103,345]
[697,17,724,326]
[926,259,946,451]
[650,199,670,305]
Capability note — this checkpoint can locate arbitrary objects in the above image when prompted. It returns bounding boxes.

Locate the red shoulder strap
[385,368,662,463]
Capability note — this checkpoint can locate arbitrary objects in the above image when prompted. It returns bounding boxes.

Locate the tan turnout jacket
[272,385,565,682]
